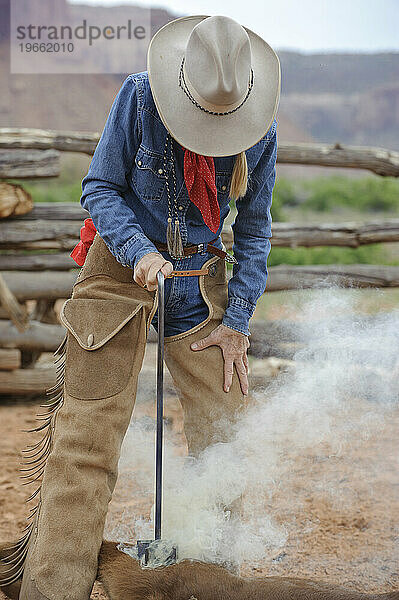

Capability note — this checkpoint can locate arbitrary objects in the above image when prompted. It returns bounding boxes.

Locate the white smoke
[106,286,399,569]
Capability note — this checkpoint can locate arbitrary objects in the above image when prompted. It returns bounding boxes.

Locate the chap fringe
[0,330,68,587]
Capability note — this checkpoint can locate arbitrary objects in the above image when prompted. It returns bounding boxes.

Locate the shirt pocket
[130,146,172,202]
[215,172,231,207]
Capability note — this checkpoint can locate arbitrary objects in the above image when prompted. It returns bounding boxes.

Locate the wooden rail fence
[0,128,398,396]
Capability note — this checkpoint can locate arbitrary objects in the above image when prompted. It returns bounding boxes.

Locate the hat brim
[147,15,281,157]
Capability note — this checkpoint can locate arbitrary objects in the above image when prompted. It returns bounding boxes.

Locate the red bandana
[70,148,221,267]
[183,148,220,233]
[70,217,97,266]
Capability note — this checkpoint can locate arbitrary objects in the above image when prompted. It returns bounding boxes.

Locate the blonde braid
[229,151,248,201]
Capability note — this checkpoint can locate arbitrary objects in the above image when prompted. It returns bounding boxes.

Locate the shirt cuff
[117,234,159,269]
[222,297,256,337]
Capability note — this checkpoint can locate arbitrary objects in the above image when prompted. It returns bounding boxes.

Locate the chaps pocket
[60,297,145,400]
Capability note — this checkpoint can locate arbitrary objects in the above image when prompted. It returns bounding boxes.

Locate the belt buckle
[197,243,207,256]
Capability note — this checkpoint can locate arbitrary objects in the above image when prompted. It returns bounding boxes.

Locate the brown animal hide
[97,541,399,600]
[1,539,398,600]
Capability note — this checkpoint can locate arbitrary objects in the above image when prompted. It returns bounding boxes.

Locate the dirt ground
[1,344,398,599]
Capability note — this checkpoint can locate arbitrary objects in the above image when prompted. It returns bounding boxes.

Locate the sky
[68,0,399,53]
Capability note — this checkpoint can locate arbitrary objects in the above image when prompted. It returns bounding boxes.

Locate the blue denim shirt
[80,71,277,336]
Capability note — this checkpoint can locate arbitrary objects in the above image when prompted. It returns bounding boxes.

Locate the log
[0,319,66,352]
[0,348,21,370]
[1,271,76,301]
[2,207,399,251]
[223,220,399,249]
[14,202,88,221]
[277,141,399,177]
[0,252,80,271]
[1,264,398,304]
[0,273,29,331]
[0,128,99,156]
[0,220,81,250]
[1,129,399,177]
[0,149,60,179]
[0,366,55,394]
[0,183,33,218]
[266,264,399,291]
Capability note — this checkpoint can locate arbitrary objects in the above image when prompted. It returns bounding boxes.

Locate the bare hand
[190,324,250,395]
[133,252,173,291]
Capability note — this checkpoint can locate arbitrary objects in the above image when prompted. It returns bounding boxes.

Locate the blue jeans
[150,237,224,337]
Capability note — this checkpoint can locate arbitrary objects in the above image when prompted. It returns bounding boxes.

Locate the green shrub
[299,175,399,213]
[268,243,398,266]
[20,179,82,204]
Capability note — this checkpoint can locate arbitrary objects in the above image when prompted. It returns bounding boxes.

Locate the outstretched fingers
[235,357,249,395]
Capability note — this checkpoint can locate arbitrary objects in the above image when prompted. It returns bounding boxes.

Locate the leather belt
[166,268,209,278]
[150,238,238,264]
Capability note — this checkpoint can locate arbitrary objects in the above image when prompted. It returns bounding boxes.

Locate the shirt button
[178,205,184,210]
[221,185,227,191]
[158,168,163,175]
[137,160,142,166]
[87,333,94,347]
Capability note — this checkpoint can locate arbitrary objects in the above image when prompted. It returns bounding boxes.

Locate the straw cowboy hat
[147,14,281,157]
